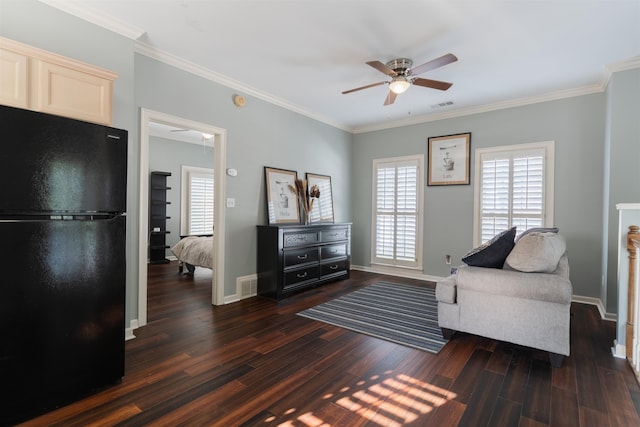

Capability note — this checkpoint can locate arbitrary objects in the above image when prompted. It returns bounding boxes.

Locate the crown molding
[134,43,352,132]
[40,0,351,131]
[601,55,640,88]
[38,0,146,40]
[138,40,627,136]
[352,83,606,134]
[607,56,640,74]
[35,1,640,135]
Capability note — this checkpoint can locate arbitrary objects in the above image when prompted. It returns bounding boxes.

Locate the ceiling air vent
[431,101,454,109]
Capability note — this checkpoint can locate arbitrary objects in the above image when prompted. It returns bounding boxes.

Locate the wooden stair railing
[627,225,640,360]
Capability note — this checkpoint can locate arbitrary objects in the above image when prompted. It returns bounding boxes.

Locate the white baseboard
[125,319,138,340]
[571,295,616,321]
[351,264,443,283]
[352,264,617,321]
[612,339,626,359]
[224,295,240,304]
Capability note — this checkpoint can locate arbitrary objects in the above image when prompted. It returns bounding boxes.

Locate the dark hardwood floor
[20,262,640,426]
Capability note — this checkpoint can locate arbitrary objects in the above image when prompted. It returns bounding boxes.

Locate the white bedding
[171,236,213,269]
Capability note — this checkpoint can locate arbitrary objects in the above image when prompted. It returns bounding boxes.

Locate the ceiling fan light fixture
[389,76,410,94]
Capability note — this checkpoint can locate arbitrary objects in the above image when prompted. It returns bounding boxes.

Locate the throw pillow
[505,232,566,273]
[516,227,559,242]
[462,227,516,269]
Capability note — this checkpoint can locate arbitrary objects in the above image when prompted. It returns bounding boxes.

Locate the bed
[171,235,213,274]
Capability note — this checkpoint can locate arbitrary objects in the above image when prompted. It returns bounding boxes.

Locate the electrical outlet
[226,198,235,208]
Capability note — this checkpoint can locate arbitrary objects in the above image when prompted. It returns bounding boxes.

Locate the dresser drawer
[284,265,319,290]
[284,232,319,248]
[320,228,348,243]
[320,259,348,278]
[284,247,319,267]
[320,243,347,260]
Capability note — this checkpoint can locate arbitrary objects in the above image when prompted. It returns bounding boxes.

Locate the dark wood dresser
[257,223,351,300]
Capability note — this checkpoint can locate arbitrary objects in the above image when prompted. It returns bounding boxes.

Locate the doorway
[138,108,227,327]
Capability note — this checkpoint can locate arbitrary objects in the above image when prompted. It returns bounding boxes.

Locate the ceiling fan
[342,53,458,105]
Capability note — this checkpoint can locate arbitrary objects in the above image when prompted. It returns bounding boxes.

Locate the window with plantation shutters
[474,141,554,245]
[372,155,423,269]
[181,166,214,235]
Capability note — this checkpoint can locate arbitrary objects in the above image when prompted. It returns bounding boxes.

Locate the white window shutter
[372,156,423,269]
[476,142,553,244]
[188,172,214,235]
[480,158,510,242]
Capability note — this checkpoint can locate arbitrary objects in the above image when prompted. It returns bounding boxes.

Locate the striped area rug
[297,281,448,353]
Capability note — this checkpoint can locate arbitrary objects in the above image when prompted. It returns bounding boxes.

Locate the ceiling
[148,121,214,146]
[43,0,640,133]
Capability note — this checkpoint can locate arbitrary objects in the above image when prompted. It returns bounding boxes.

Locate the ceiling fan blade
[366,60,397,77]
[412,77,453,91]
[342,81,387,94]
[409,53,457,76]
[383,90,397,106]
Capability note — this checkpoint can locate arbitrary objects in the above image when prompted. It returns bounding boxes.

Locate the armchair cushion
[505,232,566,273]
[462,227,516,269]
[456,259,572,304]
[516,227,559,242]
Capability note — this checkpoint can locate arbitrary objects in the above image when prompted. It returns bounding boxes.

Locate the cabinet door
[33,60,113,125]
[0,48,28,108]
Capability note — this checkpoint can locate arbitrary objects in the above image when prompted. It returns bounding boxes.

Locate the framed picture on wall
[264,166,300,224]
[306,173,334,223]
[427,132,471,186]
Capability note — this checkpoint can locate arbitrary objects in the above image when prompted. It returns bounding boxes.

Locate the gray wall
[352,95,607,300]
[134,54,353,297]
[149,136,215,253]
[604,68,640,333]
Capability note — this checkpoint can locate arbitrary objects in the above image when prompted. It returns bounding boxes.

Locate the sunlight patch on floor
[274,370,456,426]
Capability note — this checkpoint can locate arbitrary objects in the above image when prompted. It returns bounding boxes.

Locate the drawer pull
[297,272,308,278]
[297,254,308,260]
[329,265,339,270]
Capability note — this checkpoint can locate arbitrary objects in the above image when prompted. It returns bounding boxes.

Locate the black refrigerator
[0,105,127,426]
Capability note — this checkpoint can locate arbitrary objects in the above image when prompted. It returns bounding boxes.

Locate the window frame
[180,165,215,236]
[473,141,555,246]
[370,154,424,270]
